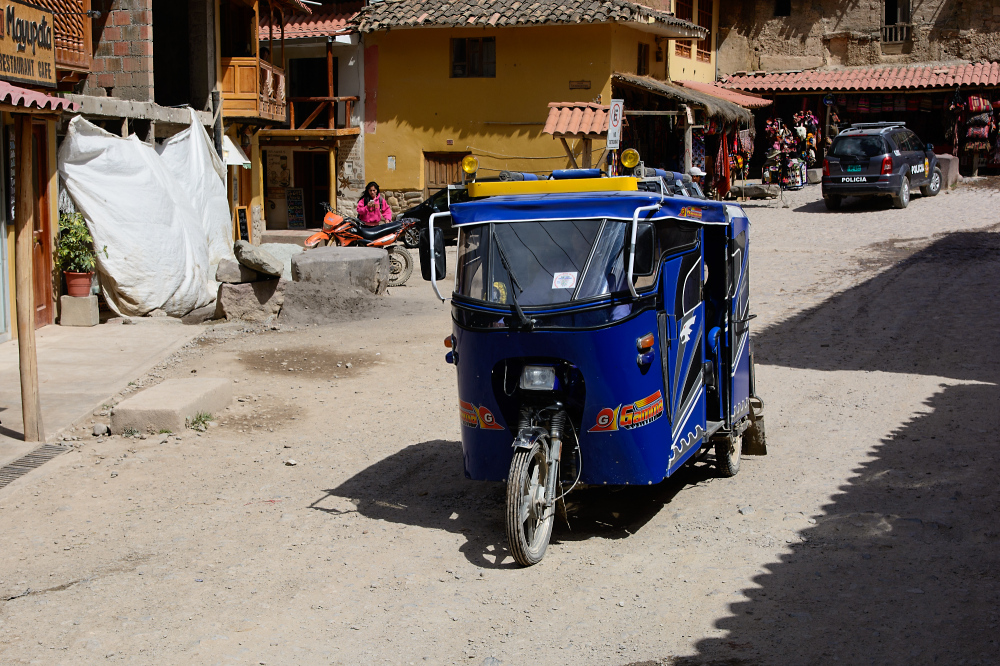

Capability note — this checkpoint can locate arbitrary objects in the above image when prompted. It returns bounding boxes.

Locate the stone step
[110,378,233,435]
[259,229,320,247]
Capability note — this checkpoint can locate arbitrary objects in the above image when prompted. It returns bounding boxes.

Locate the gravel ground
[0,182,998,665]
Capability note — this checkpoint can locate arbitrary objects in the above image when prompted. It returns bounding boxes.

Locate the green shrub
[57,212,105,273]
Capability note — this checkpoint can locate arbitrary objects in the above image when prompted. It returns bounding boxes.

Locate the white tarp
[58,112,235,316]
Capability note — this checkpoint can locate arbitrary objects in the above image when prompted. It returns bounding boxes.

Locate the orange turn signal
[637,333,655,351]
[444,336,453,348]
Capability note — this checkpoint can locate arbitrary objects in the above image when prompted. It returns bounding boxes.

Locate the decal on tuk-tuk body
[588,391,665,432]
[459,400,504,430]
[679,206,703,220]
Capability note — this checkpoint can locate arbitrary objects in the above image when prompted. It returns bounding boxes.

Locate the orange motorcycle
[304,204,416,286]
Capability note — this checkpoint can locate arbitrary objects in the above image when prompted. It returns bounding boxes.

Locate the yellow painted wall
[667,0,718,83]
[610,25,666,82]
[365,24,626,191]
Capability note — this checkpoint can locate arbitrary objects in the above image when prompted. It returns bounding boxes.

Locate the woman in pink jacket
[356,181,392,226]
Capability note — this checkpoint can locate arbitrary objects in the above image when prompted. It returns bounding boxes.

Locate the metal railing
[882,23,913,43]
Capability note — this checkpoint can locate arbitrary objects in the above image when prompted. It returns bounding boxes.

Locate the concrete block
[291,246,390,295]
[807,168,823,184]
[217,279,285,322]
[935,154,959,188]
[216,258,259,284]
[59,295,99,327]
[111,377,232,435]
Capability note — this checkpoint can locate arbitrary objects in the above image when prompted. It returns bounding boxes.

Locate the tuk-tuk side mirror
[419,225,446,282]
[633,221,656,276]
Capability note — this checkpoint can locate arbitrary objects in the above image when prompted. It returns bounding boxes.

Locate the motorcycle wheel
[715,432,742,477]
[402,222,421,249]
[387,246,414,287]
[505,439,554,567]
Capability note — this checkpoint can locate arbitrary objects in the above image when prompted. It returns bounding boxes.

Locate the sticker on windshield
[552,272,578,290]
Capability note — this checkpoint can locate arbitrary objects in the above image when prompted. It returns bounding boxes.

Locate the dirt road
[1,183,998,665]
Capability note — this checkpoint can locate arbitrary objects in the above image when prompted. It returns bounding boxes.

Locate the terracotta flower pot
[64,271,94,298]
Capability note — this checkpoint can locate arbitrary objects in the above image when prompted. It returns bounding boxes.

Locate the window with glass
[451,37,496,78]
[675,0,693,57]
[696,1,713,63]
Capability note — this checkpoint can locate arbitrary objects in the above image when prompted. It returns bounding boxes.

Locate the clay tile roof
[675,80,772,109]
[722,61,1000,93]
[543,102,609,137]
[259,4,362,39]
[355,0,707,38]
[0,81,76,112]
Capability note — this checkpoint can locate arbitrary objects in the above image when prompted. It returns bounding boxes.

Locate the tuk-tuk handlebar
[627,203,662,299]
[429,211,451,302]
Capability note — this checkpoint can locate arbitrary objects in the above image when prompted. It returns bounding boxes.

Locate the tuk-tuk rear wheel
[506,441,555,567]
[715,433,741,477]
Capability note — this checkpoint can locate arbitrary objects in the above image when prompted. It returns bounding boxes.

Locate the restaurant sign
[0,1,55,88]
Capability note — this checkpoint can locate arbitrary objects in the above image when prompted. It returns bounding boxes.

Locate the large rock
[728,183,780,200]
[216,279,285,322]
[234,240,282,277]
[280,281,385,325]
[111,377,232,435]
[291,246,390,295]
[216,258,260,284]
[258,243,303,281]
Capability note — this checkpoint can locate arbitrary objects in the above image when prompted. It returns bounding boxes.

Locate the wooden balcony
[258,96,361,139]
[36,0,93,79]
[882,23,913,43]
[221,57,287,123]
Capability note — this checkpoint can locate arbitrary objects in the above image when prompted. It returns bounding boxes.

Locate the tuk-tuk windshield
[455,219,630,307]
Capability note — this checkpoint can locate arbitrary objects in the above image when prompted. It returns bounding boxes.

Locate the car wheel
[823,195,842,211]
[401,222,421,249]
[920,168,942,197]
[892,176,910,209]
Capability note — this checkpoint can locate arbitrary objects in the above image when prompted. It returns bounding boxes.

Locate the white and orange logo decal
[589,391,664,432]
[459,400,504,430]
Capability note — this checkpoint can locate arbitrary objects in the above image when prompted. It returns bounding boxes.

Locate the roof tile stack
[356,0,705,35]
[723,62,1000,93]
[543,102,609,137]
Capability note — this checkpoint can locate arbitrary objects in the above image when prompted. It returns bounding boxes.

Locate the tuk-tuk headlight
[520,365,557,391]
[621,148,641,169]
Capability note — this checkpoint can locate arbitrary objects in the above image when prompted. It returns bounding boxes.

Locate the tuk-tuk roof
[449,190,742,227]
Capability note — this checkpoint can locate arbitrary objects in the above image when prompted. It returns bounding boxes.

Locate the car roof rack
[849,121,906,129]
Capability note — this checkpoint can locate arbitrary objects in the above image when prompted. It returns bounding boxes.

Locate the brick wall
[81,0,154,101]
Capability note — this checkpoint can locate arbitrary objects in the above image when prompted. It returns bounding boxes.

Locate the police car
[821,122,942,210]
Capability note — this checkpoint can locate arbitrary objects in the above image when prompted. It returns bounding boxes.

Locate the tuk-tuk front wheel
[715,433,742,478]
[506,440,555,566]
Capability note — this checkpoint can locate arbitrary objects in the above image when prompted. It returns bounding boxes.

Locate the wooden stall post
[327,38,335,129]
[13,115,43,442]
[329,144,337,212]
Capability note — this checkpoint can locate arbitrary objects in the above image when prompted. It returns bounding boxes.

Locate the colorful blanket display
[950,91,1000,163]
[762,112,821,190]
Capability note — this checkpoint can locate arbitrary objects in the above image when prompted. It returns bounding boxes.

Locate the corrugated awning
[612,73,753,124]
[543,102,609,138]
[676,80,772,109]
[722,61,1000,93]
[0,81,76,113]
[258,5,361,39]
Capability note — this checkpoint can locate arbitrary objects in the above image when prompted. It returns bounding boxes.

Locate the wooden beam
[327,38,335,130]
[624,110,681,116]
[297,101,329,132]
[559,137,579,169]
[14,115,43,442]
[329,146,337,211]
[582,138,592,168]
[258,127,361,138]
[268,1,274,65]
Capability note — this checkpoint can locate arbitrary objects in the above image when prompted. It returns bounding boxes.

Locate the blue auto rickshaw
[420,160,766,566]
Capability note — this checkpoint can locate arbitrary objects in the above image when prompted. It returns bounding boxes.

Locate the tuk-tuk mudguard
[454,307,705,486]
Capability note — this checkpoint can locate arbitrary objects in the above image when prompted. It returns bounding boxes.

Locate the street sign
[0,0,56,88]
[607,99,624,150]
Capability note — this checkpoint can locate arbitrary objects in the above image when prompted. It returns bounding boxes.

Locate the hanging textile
[692,130,706,170]
[716,127,732,199]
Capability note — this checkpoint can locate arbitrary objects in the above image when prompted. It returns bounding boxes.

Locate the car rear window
[830,135,887,159]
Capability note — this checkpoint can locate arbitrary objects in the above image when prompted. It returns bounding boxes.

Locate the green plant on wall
[57,212,105,273]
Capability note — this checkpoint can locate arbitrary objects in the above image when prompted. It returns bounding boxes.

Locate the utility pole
[14,114,43,442]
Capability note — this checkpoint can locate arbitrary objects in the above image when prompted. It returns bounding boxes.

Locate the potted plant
[57,212,102,298]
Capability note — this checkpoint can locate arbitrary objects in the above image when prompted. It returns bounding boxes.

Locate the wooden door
[424,152,470,198]
[31,123,52,329]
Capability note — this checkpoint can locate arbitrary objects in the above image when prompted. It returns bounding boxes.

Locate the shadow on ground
[311,439,717,568]
[660,228,1000,664]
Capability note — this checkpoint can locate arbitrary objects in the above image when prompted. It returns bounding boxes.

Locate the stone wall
[717,0,1000,75]
[82,0,154,101]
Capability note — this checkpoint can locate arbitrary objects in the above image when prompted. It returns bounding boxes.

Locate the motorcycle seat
[354,221,403,240]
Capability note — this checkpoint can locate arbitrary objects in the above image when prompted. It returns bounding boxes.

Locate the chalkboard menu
[286,187,306,229]
[233,206,250,242]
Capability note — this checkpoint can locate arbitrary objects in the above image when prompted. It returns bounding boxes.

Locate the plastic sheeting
[58,112,235,316]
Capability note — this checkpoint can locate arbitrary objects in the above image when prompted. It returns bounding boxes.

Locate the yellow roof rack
[467,177,639,198]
